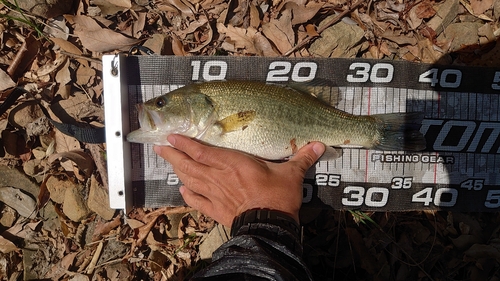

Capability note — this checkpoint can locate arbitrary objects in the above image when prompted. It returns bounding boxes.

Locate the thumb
[288,142,325,173]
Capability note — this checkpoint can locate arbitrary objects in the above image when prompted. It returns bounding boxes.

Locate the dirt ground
[0,0,500,280]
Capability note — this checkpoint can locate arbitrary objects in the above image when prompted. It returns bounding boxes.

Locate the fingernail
[312,142,325,157]
[153,145,161,154]
[179,185,185,195]
[167,134,176,146]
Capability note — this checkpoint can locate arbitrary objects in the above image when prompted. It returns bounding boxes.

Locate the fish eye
[155,97,166,108]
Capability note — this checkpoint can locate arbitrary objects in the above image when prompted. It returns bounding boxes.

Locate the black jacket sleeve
[191,222,314,281]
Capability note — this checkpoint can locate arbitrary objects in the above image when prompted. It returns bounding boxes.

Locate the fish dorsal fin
[218,110,256,133]
[287,80,341,107]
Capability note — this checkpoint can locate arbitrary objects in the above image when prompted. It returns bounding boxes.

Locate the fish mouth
[137,104,159,131]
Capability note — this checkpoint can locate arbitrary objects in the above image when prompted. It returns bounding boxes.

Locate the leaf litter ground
[0,0,500,280]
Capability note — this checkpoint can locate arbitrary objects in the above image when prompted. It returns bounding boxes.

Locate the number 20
[266,61,317,82]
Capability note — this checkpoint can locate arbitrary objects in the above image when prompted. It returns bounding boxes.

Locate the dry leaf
[470,0,493,15]
[262,9,295,54]
[48,150,95,180]
[286,1,324,25]
[217,24,259,54]
[0,235,18,254]
[415,1,436,19]
[252,33,280,57]
[174,17,208,39]
[51,38,88,66]
[71,15,141,52]
[0,68,15,91]
[249,4,261,29]
[55,58,72,99]
[38,175,51,209]
[0,186,37,218]
[107,0,132,8]
[44,17,70,40]
[171,36,188,56]
[165,0,196,19]
[76,65,96,86]
[54,128,80,154]
[305,24,319,37]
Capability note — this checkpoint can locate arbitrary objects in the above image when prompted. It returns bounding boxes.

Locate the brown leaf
[54,129,80,153]
[164,0,196,19]
[107,0,132,8]
[55,58,72,99]
[249,4,261,29]
[91,215,122,242]
[0,68,15,92]
[48,150,95,180]
[0,186,37,218]
[0,235,18,254]
[470,0,493,15]
[261,9,294,54]
[286,1,324,25]
[252,32,280,57]
[415,1,436,19]
[38,175,52,210]
[217,24,263,55]
[71,15,141,52]
[51,38,88,66]
[171,36,188,56]
[305,24,319,37]
[76,65,96,86]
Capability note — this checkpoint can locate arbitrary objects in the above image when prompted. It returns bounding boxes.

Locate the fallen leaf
[470,0,493,15]
[0,186,37,218]
[48,150,95,181]
[460,0,494,21]
[174,17,208,39]
[76,65,96,86]
[305,24,319,37]
[286,1,324,25]
[71,15,142,52]
[171,36,188,56]
[38,175,52,209]
[0,235,18,254]
[44,17,70,40]
[415,1,436,19]
[262,9,295,54]
[54,129,80,153]
[0,68,15,91]
[252,32,280,57]
[54,59,71,100]
[217,24,267,55]
[249,4,261,29]
[51,38,88,66]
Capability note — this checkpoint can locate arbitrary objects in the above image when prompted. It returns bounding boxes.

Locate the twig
[60,50,102,64]
[283,0,365,57]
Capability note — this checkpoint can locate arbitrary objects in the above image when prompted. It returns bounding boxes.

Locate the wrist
[230,209,302,253]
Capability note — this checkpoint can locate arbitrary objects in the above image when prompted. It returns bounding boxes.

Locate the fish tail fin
[371,112,426,151]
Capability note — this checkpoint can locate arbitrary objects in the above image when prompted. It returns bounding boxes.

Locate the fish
[126,81,426,160]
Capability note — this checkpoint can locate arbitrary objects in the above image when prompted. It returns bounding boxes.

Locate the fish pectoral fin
[218,110,256,133]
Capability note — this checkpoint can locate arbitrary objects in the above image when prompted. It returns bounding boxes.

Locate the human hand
[153,134,325,226]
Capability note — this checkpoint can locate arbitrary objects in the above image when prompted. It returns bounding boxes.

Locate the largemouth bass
[127,81,425,159]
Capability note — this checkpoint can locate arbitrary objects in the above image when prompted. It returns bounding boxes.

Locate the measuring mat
[102,55,500,213]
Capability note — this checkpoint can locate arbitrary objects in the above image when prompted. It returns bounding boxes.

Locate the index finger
[166,134,228,169]
[153,144,216,182]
